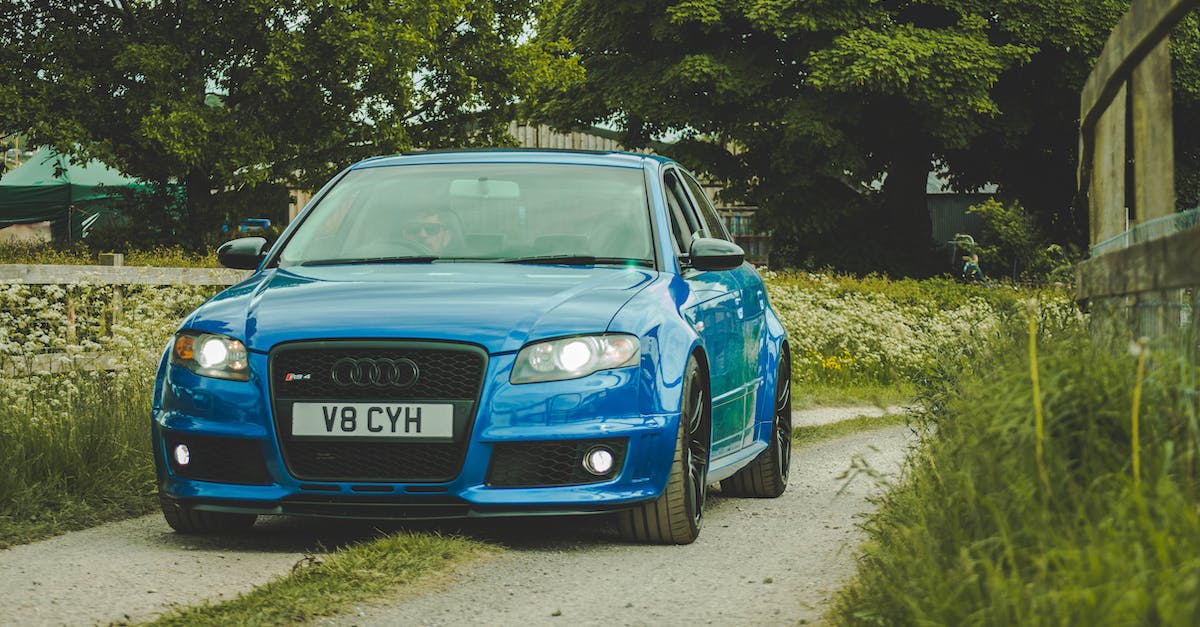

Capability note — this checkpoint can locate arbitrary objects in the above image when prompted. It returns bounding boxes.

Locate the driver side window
[664,170,702,255]
[683,173,732,242]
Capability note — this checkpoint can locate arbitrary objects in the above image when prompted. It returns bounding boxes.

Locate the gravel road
[0,411,913,627]
[322,423,914,627]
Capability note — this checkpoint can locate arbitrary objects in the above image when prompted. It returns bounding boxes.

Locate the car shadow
[153,488,737,554]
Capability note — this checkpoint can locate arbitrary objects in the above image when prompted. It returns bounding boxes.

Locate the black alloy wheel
[616,357,710,544]
[684,363,709,529]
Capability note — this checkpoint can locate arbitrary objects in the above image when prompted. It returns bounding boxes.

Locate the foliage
[0,134,18,175]
[0,1,581,245]
[82,183,191,251]
[0,282,217,546]
[540,0,1200,273]
[0,242,219,267]
[80,181,290,252]
[762,270,1075,391]
[968,197,1078,281]
[833,310,1200,624]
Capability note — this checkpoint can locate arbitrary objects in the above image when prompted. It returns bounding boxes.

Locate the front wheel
[720,348,791,498]
[616,357,710,544]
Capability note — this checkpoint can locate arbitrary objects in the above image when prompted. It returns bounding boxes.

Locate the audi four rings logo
[330,357,420,388]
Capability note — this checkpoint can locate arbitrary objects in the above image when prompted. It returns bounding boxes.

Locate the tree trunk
[184,167,215,248]
[879,142,937,275]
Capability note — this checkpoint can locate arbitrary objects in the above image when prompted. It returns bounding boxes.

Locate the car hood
[185,263,658,354]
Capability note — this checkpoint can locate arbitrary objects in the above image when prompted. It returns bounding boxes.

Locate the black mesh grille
[273,345,483,400]
[270,341,486,482]
[165,434,272,485]
[488,439,627,487]
[282,441,463,482]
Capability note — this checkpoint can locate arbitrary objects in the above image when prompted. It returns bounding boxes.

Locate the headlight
[170,331,250,381]
[511,334,639,384]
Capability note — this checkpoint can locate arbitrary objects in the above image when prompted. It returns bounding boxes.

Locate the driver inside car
[398,209,464,255]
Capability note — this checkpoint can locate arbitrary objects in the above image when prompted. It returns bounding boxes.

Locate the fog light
[582,446,615,476]
[173,444,191,466]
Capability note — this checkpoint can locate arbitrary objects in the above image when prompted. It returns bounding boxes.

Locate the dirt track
[0,411,912,626]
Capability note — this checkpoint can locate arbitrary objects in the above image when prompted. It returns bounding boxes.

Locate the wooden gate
[1076,0,1200,341]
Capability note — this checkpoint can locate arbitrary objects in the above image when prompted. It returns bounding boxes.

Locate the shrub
[968,198,1079,282]
[762,270,1072,387]
[0,241,219,267]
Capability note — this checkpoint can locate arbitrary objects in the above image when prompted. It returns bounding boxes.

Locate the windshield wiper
[502,255,595,265]
[500,255,653,268]
[299,255,440,266]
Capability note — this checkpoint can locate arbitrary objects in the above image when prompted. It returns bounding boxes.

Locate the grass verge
[0,367,157,548]
[148,532,492,626]
[792,412,908,448]
[831,315,1200,624]
[792,380,914,409]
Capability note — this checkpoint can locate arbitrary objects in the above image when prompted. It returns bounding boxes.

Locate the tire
[616,357,710,545]
[720,347,791,498]
[160,497,258,534]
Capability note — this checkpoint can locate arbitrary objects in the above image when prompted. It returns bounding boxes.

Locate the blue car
[152,149,790,544]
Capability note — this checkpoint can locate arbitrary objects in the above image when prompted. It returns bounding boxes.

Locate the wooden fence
[0,256,248,375]
[1076,0,1200,341]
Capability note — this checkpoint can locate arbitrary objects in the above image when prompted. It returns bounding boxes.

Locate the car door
[679,171,766,449]
[663,168,747,460]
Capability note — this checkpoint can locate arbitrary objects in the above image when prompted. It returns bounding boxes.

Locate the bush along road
[0,410,912,626]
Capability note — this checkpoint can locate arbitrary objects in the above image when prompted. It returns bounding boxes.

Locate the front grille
[488,439,627,487]
[165,434,272,485]
[273,345,483,400]
[270,341,486,482]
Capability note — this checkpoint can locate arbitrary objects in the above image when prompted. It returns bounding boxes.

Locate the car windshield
[276,162,654,268]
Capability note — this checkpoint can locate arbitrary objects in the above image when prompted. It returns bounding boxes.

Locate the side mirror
[689,237,745,271]
[217,237,268,270]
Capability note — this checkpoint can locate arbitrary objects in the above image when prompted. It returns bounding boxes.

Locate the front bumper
[152,349,679,519]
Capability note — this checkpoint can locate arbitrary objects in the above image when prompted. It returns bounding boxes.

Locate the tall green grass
[0,365,158,547]
[833,311,1200,624]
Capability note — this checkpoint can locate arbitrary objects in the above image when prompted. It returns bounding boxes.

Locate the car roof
[351,148,671,170]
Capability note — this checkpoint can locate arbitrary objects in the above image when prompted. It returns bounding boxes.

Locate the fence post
[65,292,76,345]
[1132,37,1176,222]
[1091,83,1129,246]
[99,253,124,333]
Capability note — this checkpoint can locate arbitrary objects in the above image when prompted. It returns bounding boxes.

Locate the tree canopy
[0,0,579,240]
[540,0,1200,274]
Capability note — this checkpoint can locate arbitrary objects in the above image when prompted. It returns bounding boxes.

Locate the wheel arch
[689,344,714,445]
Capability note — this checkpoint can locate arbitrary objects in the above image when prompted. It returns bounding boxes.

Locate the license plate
[292,402,453,438]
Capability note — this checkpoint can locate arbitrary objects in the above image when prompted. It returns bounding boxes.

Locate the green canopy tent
[0,147,143,239]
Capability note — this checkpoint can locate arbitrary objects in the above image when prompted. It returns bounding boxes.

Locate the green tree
[965,197,1071,281]
[0,0,579,245]
[541,0,1199,274]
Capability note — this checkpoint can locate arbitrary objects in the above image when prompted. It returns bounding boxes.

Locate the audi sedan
[152,149,790,544]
